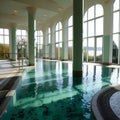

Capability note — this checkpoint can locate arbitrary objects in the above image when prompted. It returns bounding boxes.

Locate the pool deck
[0,60,21,116]
[0,60,120,119]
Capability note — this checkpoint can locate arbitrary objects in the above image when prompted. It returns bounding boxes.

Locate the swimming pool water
[0,59,120,120]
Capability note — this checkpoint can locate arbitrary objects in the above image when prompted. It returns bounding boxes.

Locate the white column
[27,7,36,66]
[9,23,17,61]
[51,26,56,59]
[62,22,68,60]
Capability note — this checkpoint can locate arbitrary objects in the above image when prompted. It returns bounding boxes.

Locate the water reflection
[1,60,120,120]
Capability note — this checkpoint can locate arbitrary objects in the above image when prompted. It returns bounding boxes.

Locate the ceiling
[0,0,73,28]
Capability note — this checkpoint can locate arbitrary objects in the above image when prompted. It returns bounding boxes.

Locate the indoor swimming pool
[0,59,120,120]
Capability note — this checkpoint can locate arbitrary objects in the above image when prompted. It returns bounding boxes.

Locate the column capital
[27,7,36,14]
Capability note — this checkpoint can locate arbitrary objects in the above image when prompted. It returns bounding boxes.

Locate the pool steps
[92,85,120,120]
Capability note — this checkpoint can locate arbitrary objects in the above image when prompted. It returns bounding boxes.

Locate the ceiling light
[12,9,18,15]
[58,7,64,11]
[43,14,47,17]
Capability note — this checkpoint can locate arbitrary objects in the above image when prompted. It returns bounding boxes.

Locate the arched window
[0,28,9,59]
[55,22,62,59]
[35,30,43,58]
[83,4,103,62]
[112,0,120,64]
[68,16,73,60]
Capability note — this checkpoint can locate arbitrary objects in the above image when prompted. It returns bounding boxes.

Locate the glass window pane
[37,37,40,43]
[88,6,94,20]
[113,12,119,33]
[16,30,21,35]
[88,37,94,61]
[59,43,62,47]
[88,20,94,36]
[35,36,37,43]
[40,31,43,36]
[88,38,94,48]
[96,37,102,56]
[68,27,73,40]
[112,34,119,63]
[83,22,87,38]
[68,41,73,47]
[22,30,27,35]
[4,36,9,44]
[22,36,27,40]
[0,29,3,34]
[4,29,9,35]
[56,43,58,47]
[48,28,50,33]
[97,38,102,48]
[40,36,43,44]
[56,23,59,31]
[96,4,103,17]
[68,16,73,26]
[35,31,37,36]
[48,34,51,43]
[48,28,51,43]
[59,22,62,29]
[113,34,119,48]
[0,36,4,43]
[84,12,87,21]
[40,45,42,49]
[17,36,22,41]
[59,31,62,42]
[83,38,87,61]
[56,32,58,42]
[113,0,119,11]
[96,18,103,35]
[83,38,87,48]
[37,31,39,36]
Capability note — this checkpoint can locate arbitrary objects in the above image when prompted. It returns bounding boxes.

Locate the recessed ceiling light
[37,20,42,23]
[12,9,18,15]
[43,14,47,17]
[58,7,64,11]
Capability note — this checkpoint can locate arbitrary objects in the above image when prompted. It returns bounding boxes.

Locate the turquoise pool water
[0,59,120,120]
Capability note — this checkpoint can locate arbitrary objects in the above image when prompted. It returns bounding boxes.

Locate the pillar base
[73,70,82,77]
[29,63,34,66]
[102,62,112,66]
[9,58,16,61]
[43,57,49,59]
[61,59,68,61]
[50,58,56,60]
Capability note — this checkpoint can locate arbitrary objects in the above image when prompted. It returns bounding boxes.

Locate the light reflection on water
[0,59,120,120]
